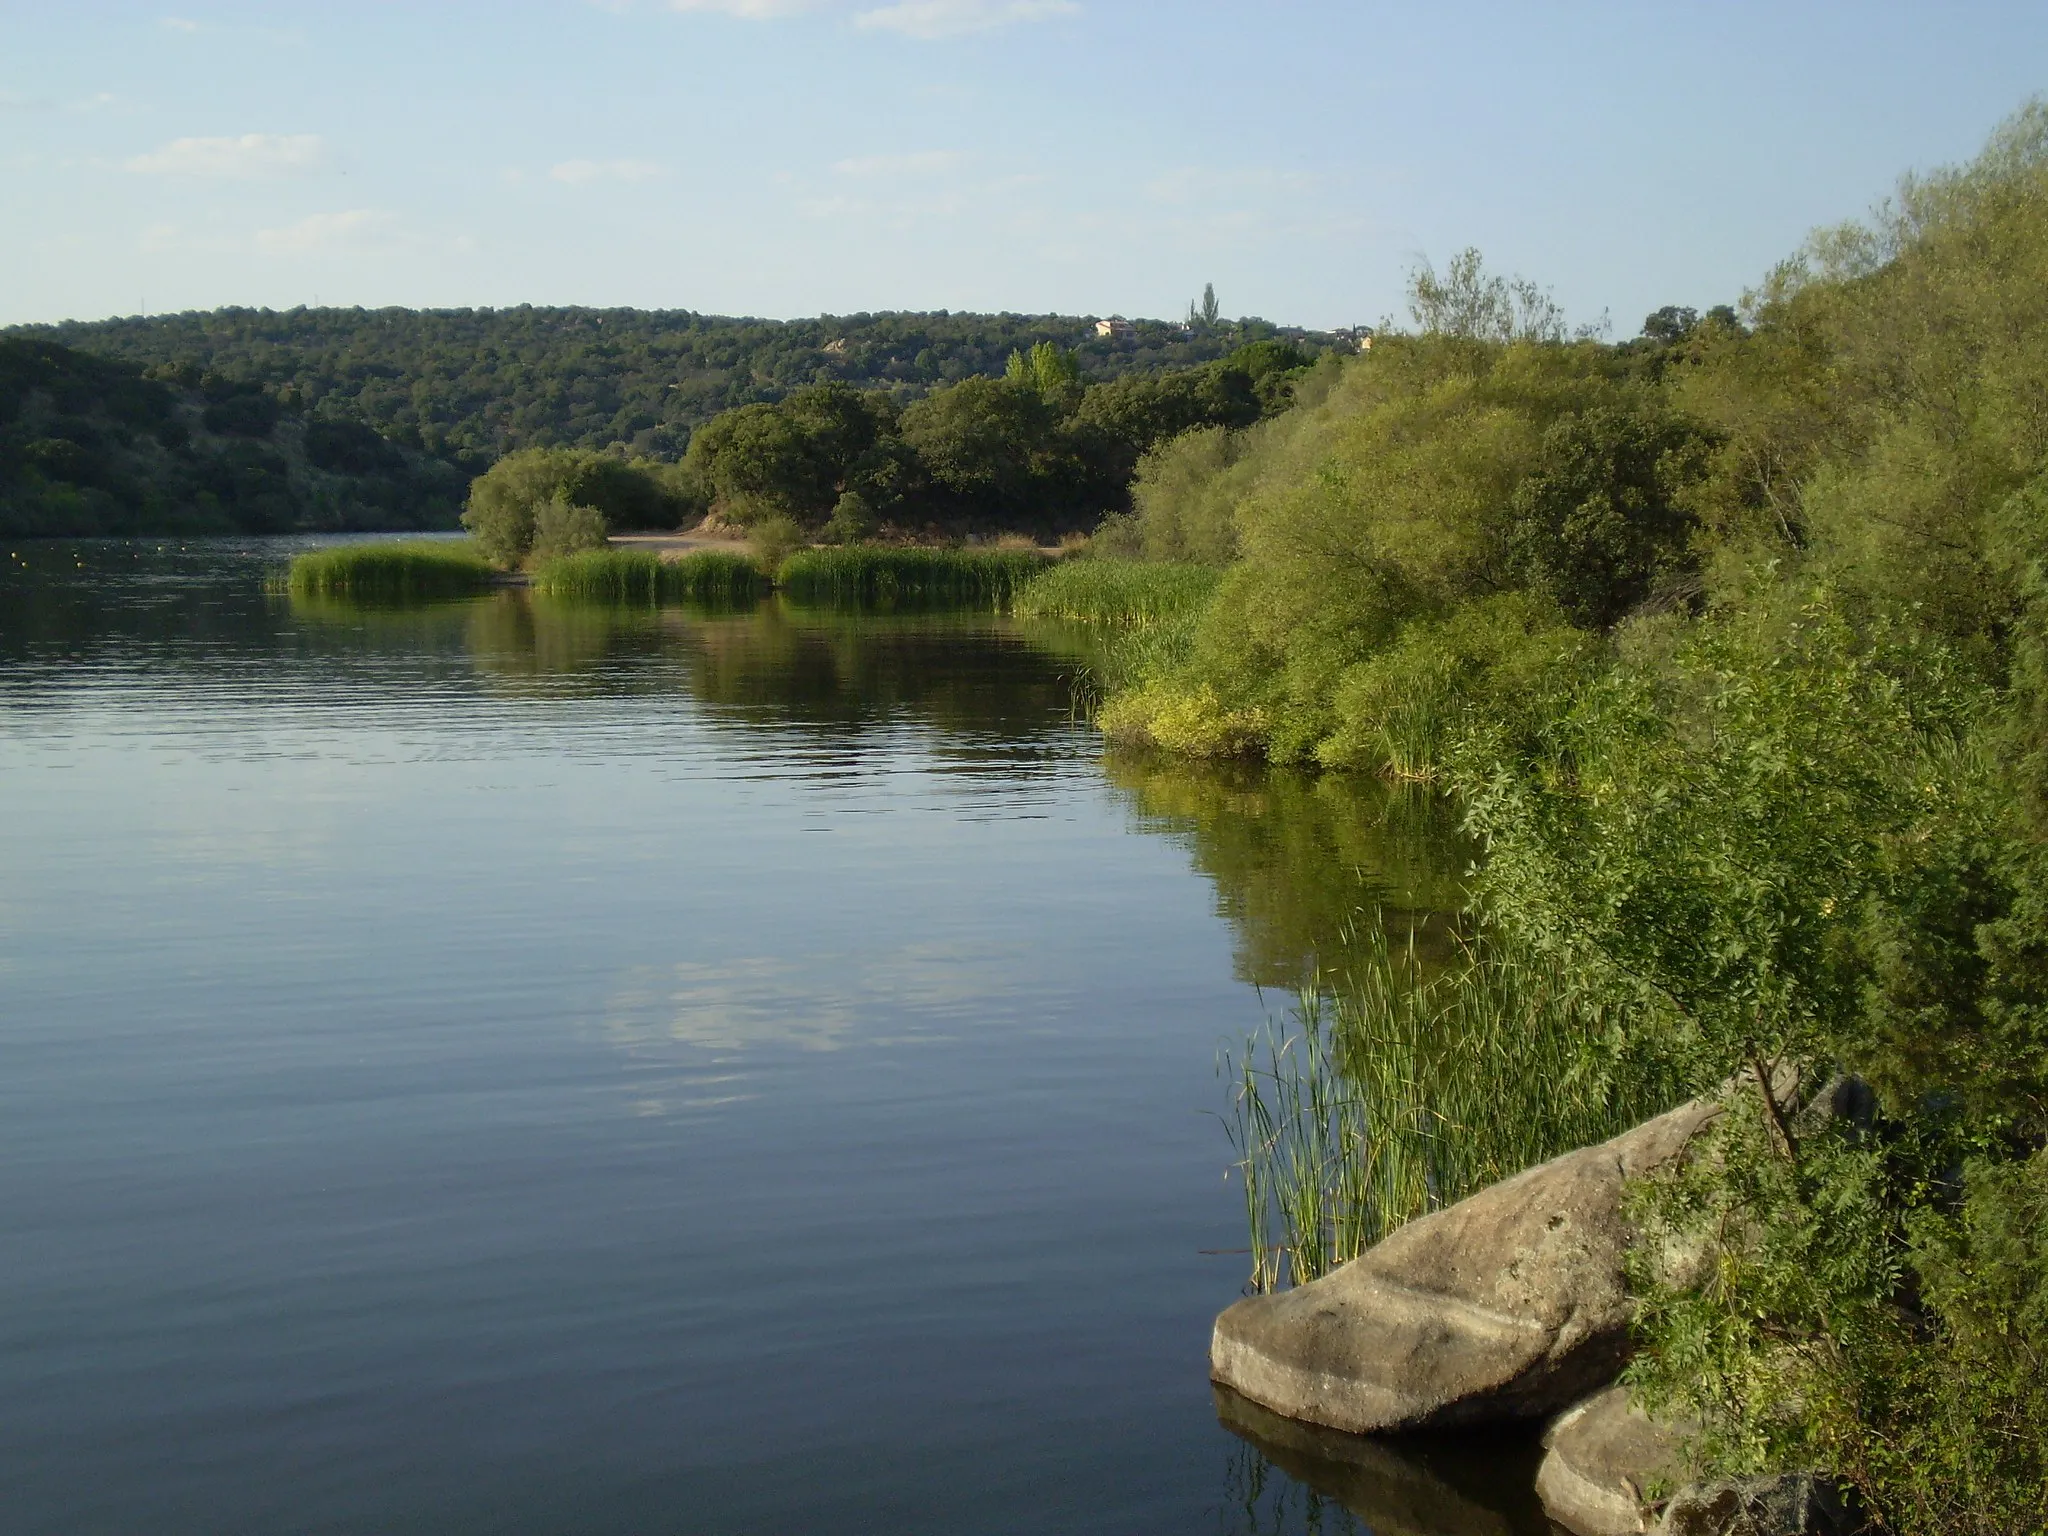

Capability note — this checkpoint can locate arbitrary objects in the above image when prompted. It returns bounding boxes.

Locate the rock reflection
[1216,1386,1553,1536]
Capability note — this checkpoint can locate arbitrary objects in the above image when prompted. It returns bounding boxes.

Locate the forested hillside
[0,337,464,537]
[13,306,1336,468]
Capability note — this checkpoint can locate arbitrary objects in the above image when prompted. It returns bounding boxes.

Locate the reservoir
[0,539,1537,1535]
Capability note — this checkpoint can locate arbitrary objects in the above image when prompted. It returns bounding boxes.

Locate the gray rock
[1536,1385,1694,1536]
[1209,1094,1722,1433]
[1657,1474,1861,1536]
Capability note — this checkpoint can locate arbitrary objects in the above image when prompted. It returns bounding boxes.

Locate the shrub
[529,494,607,560]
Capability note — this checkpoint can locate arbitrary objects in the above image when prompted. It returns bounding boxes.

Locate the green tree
[1408,248,1570,343]
[897,377,1070,525]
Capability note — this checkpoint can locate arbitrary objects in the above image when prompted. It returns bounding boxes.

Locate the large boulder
[1210,1093,1721,1434]
[1536,1385,1694,1536]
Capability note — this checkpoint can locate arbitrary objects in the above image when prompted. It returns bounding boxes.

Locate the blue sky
[4,1,2044,330]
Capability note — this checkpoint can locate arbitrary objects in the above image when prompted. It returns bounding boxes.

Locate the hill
[12,306,1348,470]
[0,336,466,538]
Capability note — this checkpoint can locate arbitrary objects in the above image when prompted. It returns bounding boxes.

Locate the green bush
[461,448,687,567]
[529,494,607,560]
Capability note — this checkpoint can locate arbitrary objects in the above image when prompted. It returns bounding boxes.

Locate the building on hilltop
[1093,316,1136,340]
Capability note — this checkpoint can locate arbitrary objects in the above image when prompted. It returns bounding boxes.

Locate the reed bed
[285,541,494,600]
[1223,924,1688,1292]
[1010,558,1221,626]
[778,547,1048,609]
[528,547,767,603]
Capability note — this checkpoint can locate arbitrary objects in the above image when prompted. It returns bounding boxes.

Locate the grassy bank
[777,547,1047,608]
[528,547,767,603]
[1226,926,1688,1291]
[285,540,493,600]
[1178,105,2048,1532]
[1010,558,1220,625]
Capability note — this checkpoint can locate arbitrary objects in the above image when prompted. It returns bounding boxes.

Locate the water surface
[0,539,1538,1535]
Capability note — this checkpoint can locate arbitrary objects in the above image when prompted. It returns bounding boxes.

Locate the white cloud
[161,15,201,30]
[549,158,669,184]
[832,149,964,177]
[255,208,394,254]
[126,133,325,179]
[853,0,1078,40]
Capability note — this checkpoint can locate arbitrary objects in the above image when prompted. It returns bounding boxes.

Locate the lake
[0,538,1546,1535]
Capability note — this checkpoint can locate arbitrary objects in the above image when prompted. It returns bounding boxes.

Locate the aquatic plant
[1010,558,1220,626]
[527,547,767,603]
[1224,923,1687,1291]
[778,547,1046,609]
[284,540,494,600]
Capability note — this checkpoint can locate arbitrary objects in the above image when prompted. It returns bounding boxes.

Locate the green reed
[1223,922,1689,1292]
[1010,559,1221,626]
[527,547,767,603]
[777,547,1048,609]
[284,540,495,600]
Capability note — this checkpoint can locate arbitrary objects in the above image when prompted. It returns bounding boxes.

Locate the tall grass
[1224,923,1689,1292]
[778,547,1047,609]
[528,547,767,603]
[285,540,494,600]
[1011,558,1221,626]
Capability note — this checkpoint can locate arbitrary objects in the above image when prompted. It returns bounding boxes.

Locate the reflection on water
[0,539,1519,1536]
[1216,1388,1553,1536]
[1104,753,1473,988]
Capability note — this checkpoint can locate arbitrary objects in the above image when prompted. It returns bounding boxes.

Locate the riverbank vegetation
[1169,103,2048,1532]
[526,547,767,603]
[1010,559,1220,626]
[676,339,1323,543]
[284,540,492,600]
[776,547,1046,609]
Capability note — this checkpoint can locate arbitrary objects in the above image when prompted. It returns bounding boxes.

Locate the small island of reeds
[285,541,495,600]
[527,547,768,603]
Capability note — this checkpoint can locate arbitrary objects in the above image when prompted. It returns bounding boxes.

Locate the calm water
[0,539,1543,1536]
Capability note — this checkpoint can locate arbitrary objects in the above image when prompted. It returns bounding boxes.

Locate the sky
[4,1,2045,332]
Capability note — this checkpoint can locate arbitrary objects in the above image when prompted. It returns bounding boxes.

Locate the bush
[529,494,607,560]
[461,447,685,566]
[747,513,806,576]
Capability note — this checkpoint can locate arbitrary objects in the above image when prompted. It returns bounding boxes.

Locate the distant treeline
[452,338,1324,563]
[12,304,1348,467]
[0,336,464,538]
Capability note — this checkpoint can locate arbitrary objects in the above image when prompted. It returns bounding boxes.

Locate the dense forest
[10,304,1343,468]
[0,337,464,538]
[1097,104,2048,1532]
